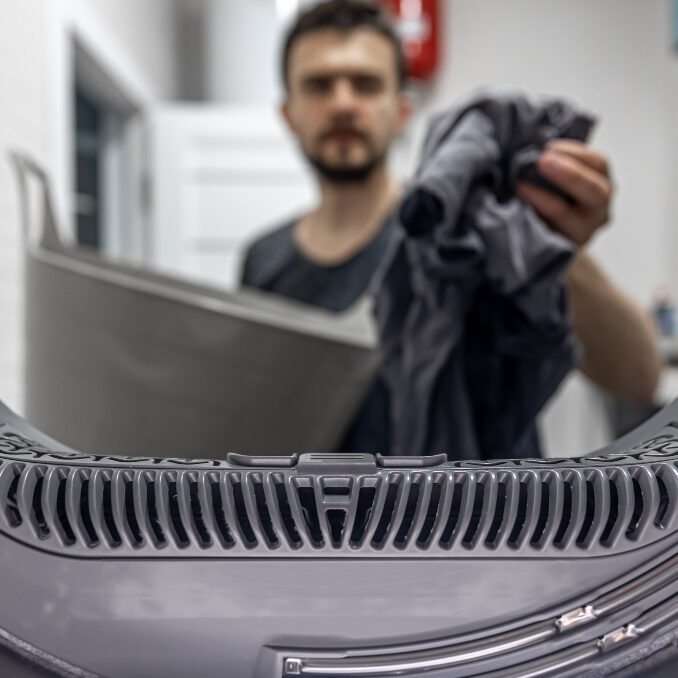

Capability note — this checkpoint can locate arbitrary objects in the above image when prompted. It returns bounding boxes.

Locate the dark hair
[281,0,406,91]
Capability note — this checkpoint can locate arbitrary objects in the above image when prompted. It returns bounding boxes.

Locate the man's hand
[517,140,662,403]
[516,139,613,246]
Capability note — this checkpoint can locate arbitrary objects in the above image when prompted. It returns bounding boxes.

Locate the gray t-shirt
[240,215,398,453]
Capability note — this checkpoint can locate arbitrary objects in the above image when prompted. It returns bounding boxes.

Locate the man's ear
[280,99,296,134]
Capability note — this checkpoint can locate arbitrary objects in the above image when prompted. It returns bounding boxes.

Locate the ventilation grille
[0,460,676,557]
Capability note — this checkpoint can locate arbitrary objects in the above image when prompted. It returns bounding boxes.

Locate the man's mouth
[323,130,365,144]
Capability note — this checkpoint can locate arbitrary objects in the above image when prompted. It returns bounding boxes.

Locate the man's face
[282,28,411,182]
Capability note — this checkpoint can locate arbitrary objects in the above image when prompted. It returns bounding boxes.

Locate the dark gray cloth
[240,215,398,452]
[374,89,596,458]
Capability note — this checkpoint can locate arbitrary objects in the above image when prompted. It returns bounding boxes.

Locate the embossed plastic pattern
[1,404,678,559]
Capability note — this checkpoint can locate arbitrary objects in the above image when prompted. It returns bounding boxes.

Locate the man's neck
[294,165,401,265]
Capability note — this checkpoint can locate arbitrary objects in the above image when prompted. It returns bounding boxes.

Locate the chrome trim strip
[281,553,678,677]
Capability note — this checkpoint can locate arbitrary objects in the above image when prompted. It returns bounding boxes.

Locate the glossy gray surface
[15,155,379,458]
[0,535,676,677]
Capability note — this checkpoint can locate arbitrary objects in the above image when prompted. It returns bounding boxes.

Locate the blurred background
[2,0,678,457]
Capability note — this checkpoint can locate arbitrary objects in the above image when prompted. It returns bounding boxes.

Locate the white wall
[204,0,317,104]
[205,0,282,104]
[0,0,48,413]
[0,0,179,414]
[69,0,178,102]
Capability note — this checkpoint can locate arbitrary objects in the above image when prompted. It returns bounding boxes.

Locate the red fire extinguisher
[379,0,439,80]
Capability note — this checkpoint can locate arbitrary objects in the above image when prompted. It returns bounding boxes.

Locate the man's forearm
[565,250,663,403]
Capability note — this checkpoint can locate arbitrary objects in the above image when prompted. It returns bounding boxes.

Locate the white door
[148,104,317,289]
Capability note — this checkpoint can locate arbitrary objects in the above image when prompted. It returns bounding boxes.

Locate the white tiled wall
[0,0,47,414]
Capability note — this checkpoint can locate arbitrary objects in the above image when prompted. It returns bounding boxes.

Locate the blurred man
[241,0,661,454]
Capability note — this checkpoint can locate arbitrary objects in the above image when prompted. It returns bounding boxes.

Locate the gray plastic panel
[0,397,678,676]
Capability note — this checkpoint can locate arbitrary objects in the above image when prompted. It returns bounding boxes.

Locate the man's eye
[353,76,383,94]
[304,78,332,94]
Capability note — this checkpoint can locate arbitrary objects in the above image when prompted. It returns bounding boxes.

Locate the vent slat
[554,470,586,549]
[492,472,520,548]
[283,476,313,547]
[224,473,257,548]
[163,472,189,548]
[151,471,175,548]
[293,479,324,547]
[408,475,434,547]
[77,472,99,546]
[325,508,347,547]
[384,474,412,548]
[462,477,488,548]
[361,476,390,545]
[428,475,455,546]
[370,474,403,548]
[42,467,75,546]
[270,474,301,548]
[311,479,334,548]
[217,473,247,549]
[175,474,199,548]
[484,478,507,548]
[394,475,425,549]
[206,473,235,548]
[602,469,633,547]
[0,462,23,527]
[175,474,197,547]
[131,471,160,548]
[246,473,278,548]
[122,471,144,547]
[444,473,476,549]
[331,477,356,549]
[41,467,61,541]
[656,464,678,530]
[261,474,289,548]
[522,472,543,549]
[237,474,265,546]
[110,470,139,548]
[347,480,378,548]
[628,466,659,541]
[145,474,168,547]
[198,472,227,548]
[414,474,444,548]
[439,478,464,547]
[341,477,362,547]
[579,469,608,547]
[507,473,533,549]
[87,469,109,547]
[188,474,213,547]
[535,472,563,548]
[472,473,498,547]
[16,465,43,540]
[64,468,93,546]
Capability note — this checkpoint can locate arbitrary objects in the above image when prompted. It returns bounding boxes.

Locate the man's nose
[329,78,359,112]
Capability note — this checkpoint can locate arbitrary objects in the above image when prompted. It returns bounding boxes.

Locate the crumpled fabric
[374,88,596,459]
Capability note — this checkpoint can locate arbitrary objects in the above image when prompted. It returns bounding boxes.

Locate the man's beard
[306,152,386,184]
[304,124,387,183]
